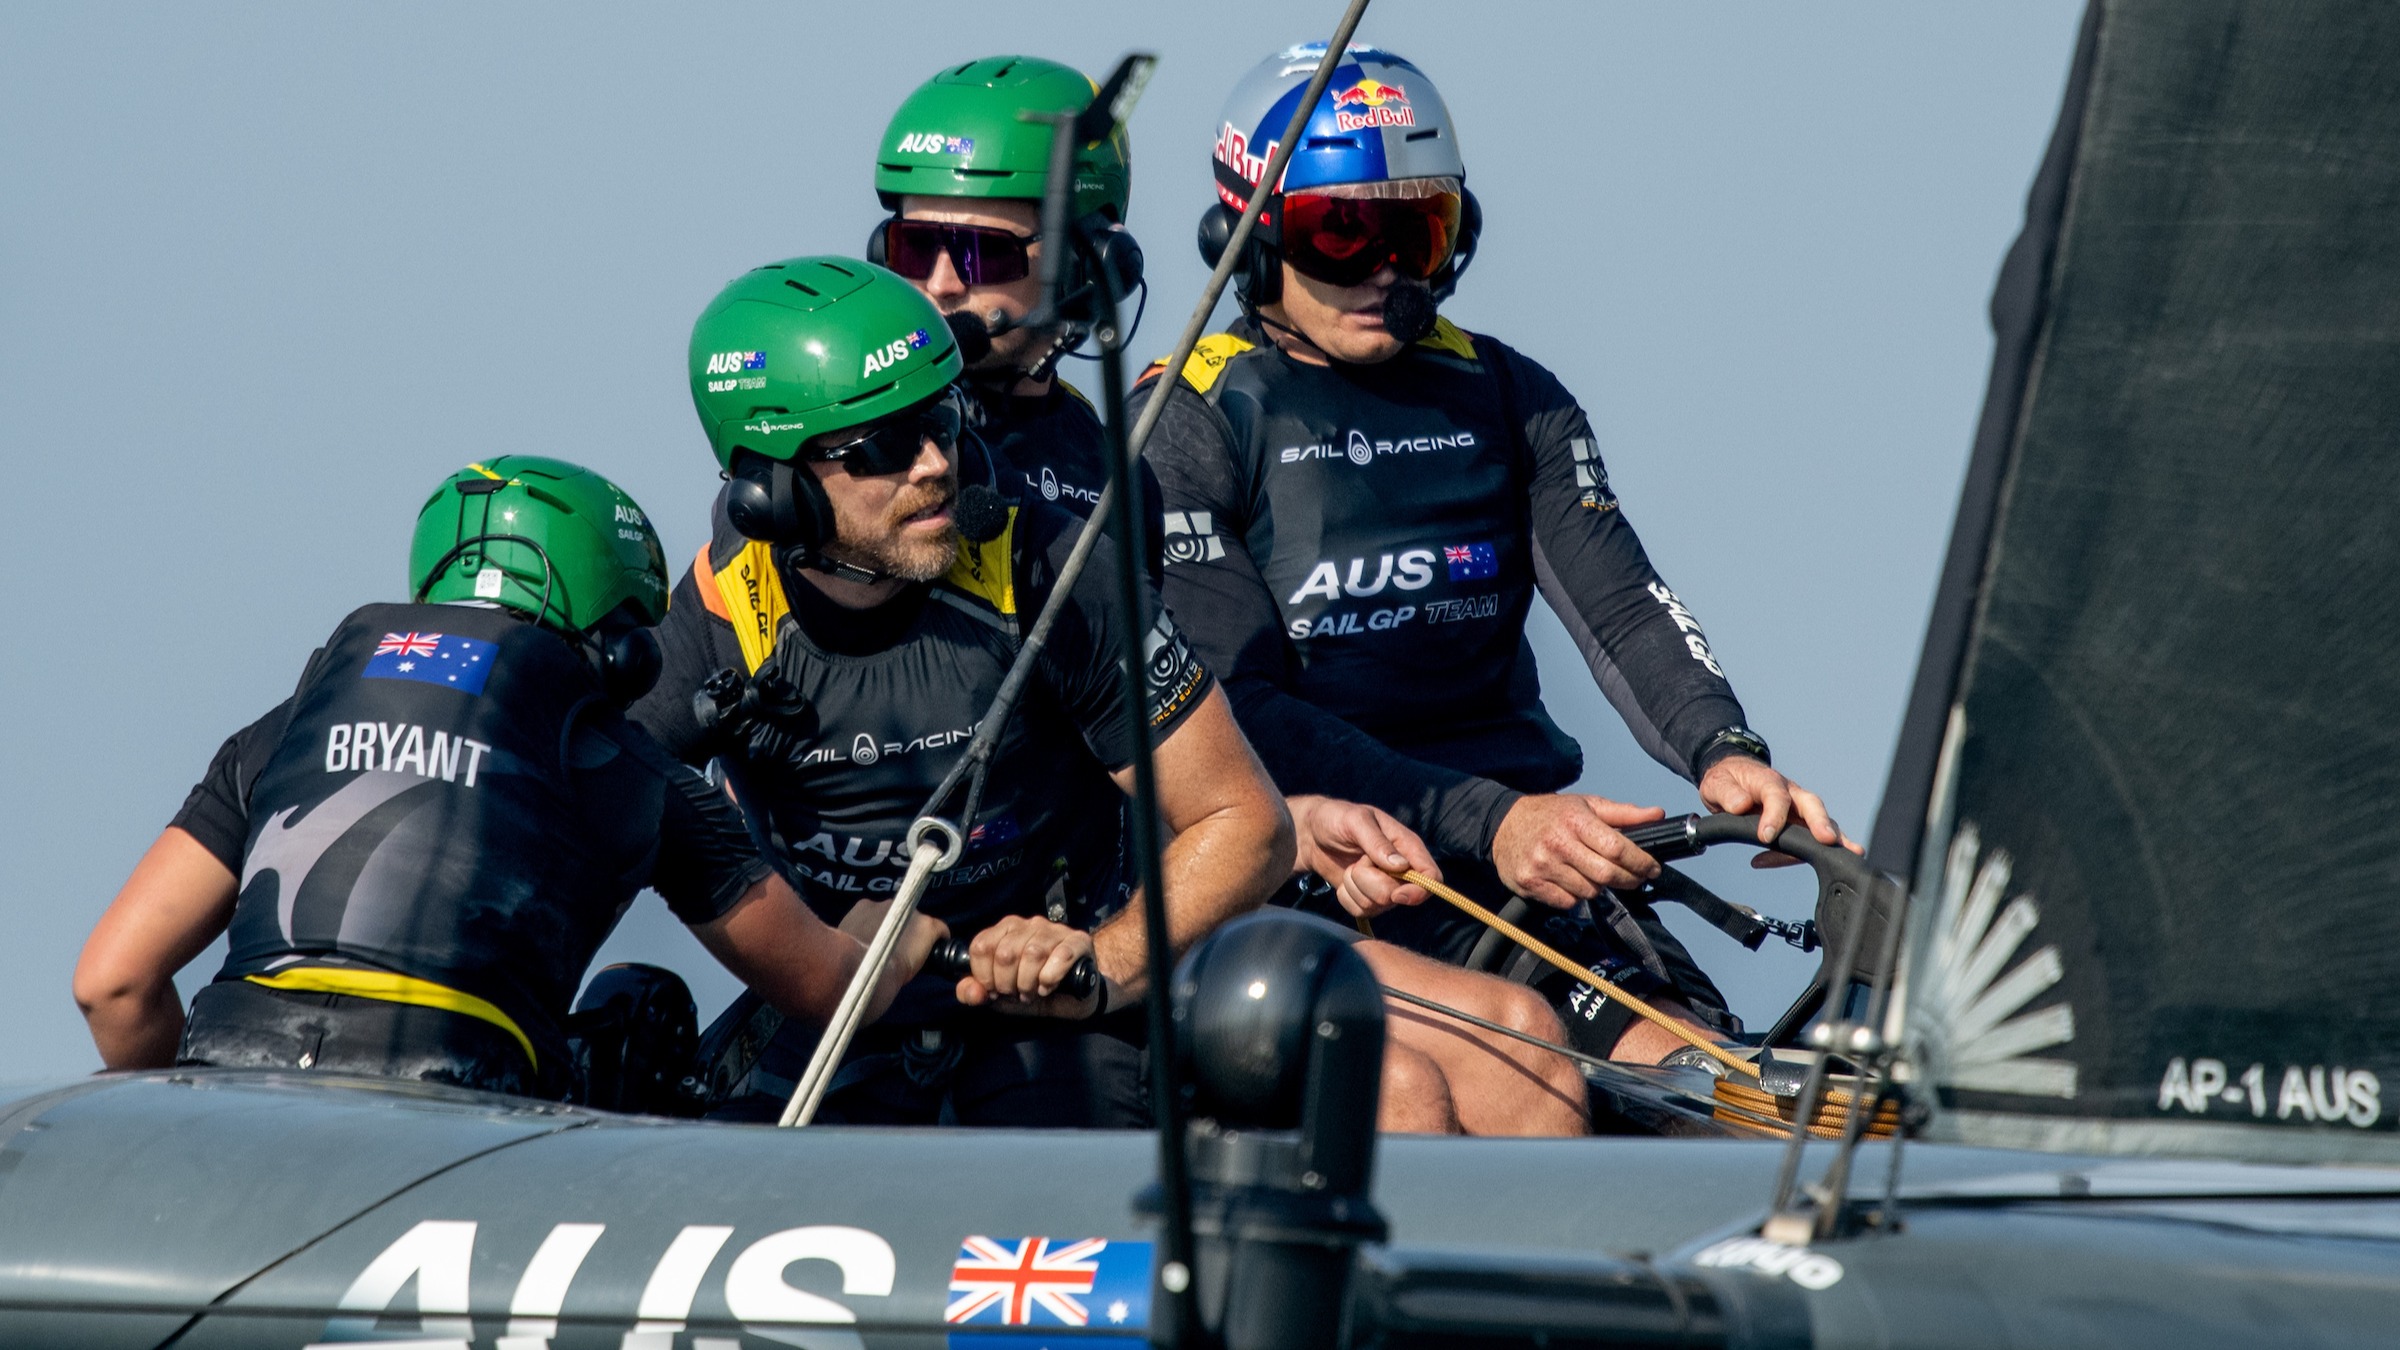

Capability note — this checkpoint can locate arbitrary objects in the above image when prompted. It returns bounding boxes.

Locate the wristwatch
[1697,725,1772,771]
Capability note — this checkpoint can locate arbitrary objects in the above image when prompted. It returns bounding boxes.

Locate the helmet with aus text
[688,257,964,470]
[876,55,1132,223]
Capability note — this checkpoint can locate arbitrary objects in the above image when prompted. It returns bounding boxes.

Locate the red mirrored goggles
[880,218,1037,286]
[1278,190,1463,288]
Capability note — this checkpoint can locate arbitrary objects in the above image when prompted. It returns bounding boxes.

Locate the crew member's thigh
[949,1010,1151,1129]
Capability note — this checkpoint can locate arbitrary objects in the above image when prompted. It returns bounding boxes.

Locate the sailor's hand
[1696,755,1859,866]
[1287,795,1439,917]
[837,899,950,1014]
[837,897,892,945]
[1491,794,1665,908]
[893,910,947,983]
[957,916,1102,1019]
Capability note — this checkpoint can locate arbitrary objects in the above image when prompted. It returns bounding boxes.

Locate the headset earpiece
[1247,231,1283,307]
[1076,211,1144,300]
[1197,202,1235,269]
[865,216,893,269]
[724,451,836,562]
[598,625,661,705]
[1195,200,1282,308]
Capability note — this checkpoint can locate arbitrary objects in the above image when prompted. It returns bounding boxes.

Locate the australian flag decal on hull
[946,1236,1152,1350]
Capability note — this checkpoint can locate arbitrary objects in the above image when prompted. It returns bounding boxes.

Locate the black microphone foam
[955,483,1009,543]
[944,310,993,365]
[1382,281,1439,345]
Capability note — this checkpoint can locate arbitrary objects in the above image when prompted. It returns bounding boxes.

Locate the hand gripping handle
[927,937,1101,1002]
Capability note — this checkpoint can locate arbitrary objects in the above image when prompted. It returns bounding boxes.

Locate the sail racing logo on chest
[799,719,980,767]
[1278,426,1476,467]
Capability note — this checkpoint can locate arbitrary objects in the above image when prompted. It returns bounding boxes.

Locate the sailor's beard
[826,475,958,582]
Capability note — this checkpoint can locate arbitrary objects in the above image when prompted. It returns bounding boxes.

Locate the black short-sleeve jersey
[175,688,764,929]
[629,488,1212,961]
[969,378,1165,584]
[172,602,771,1067]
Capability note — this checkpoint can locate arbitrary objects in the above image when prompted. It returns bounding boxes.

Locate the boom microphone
[954,484,1009,543]
[927,936,1100,1001]
[1381,280,1439,345]
[944,310,994,365]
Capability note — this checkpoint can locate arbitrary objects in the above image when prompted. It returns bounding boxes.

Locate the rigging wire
[1377,983,1613,1075]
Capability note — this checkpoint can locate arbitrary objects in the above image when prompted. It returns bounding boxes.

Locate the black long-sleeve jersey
[1130,316,1750,862]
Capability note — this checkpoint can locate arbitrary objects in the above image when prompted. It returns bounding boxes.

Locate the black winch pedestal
[1142,912,1389,1350]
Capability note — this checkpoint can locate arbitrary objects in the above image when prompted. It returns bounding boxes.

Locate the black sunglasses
[804,399,963,476]
[882,218,1038,286]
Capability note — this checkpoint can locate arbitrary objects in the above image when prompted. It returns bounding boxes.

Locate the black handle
[927,937,1100,1001]
[1624,812,1871,885]
[1623,814,1707,862]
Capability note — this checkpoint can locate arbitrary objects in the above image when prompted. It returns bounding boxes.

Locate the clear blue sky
[0,2,2084,1080]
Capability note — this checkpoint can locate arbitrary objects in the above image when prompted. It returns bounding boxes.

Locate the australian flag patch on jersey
[362,632,497,695]
[946,1236,1152,1350]
[1443,541,1499,582]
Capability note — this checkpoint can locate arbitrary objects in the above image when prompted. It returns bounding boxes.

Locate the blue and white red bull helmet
[1202,44,1479,304]
[1212,44,1465,207]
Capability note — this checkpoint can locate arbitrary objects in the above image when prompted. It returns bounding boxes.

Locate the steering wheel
[1459,813,1902,1048]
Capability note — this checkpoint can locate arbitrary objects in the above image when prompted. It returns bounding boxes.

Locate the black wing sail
[1880,0,2400,1161]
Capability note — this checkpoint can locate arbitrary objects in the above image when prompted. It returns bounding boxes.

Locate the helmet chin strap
[1247,281,1438,360]
[803,551,889,587]
[1247,302,1330,362]
[795,477,1010,590]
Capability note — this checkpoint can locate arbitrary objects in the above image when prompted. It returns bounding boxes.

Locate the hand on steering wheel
[1696,755,1860,867]
[1490,794,1667,906]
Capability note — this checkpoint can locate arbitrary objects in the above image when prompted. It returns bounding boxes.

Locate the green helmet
[689,257,963,469]
[408,456,669,633]
[875,55,1131,222]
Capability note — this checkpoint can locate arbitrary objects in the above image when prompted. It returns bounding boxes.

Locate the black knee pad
[1542,958,1678,1059]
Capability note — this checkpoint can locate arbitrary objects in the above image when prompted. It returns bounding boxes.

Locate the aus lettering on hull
[311,1218,901,1349]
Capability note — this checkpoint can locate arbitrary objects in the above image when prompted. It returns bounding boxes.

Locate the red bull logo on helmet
[1214,121,1281,201]
[1330,78,1414,132]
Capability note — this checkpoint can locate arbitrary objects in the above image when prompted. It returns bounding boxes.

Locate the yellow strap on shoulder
[1146,332,1255,396]
[1055,377,1097,414]
[245,967,538,1069]
[943,506,1018,615]
[1416,317,1477,362]
[706,540,790,675]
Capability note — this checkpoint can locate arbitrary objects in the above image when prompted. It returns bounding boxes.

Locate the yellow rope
[1398,870,1760,1080]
